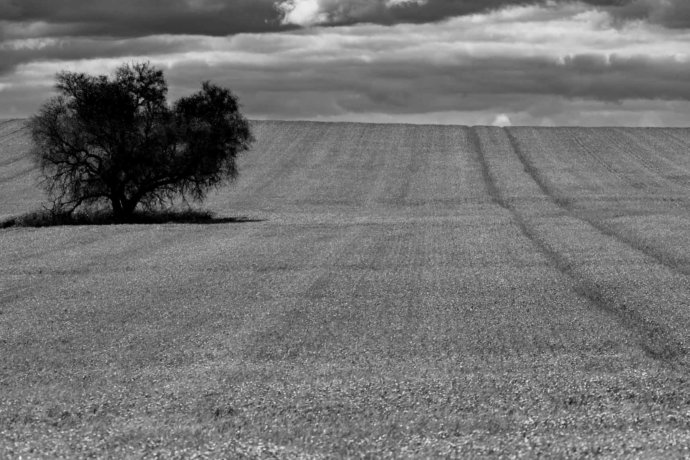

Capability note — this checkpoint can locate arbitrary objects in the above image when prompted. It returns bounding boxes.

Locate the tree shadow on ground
[0,209,264,228]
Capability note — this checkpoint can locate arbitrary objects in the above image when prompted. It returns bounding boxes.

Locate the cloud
[277,0,329,26]
[0,36,199,76]
[117,5,690,124]
[2,0,690,46]
[162,5,690,124]
[6,0,534,36]
[274,0,538,26]
[0,0,288,38]
[2,2,690,125]
[606,0,690,28]
[493,114,512,126]
[273,0,690,29]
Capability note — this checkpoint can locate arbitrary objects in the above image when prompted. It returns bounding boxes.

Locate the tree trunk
[111,195,138,222]
[111,192,140,222]
[111,196,125,222]
[121,199,138,220]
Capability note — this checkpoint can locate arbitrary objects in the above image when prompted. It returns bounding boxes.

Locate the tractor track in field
[0,122,30,141]
[470,127,684,362]
[0,154,28,168]
[504,128,690,278]
[0,165,35,185]
[0,127,29,139]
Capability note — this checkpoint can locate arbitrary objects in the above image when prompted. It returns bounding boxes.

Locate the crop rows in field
[2,120,690,457]
[0,120,38,220]
[2,121,689,364]
[472,126,689,362]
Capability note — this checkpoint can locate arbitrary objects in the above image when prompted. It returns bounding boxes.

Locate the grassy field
[2,119,690,457]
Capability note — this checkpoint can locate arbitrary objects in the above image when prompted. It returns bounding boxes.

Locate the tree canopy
[29,62,253,221]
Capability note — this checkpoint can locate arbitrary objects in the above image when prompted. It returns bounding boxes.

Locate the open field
[2,118,690,457]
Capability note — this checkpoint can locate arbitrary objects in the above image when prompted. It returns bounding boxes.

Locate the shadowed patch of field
[1,120,690,457]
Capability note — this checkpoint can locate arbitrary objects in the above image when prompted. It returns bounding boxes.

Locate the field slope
[2,119,690,457]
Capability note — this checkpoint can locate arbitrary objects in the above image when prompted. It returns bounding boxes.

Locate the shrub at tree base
[29,62,254,221]
[0,208,226,228]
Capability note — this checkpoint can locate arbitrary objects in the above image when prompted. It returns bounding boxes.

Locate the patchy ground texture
[1,119,690,458]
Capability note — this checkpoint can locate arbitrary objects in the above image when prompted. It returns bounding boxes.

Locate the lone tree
[29,62,253,221]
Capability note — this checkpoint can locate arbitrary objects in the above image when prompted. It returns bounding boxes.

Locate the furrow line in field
[468,128,508,209]
[0,165,35,185]
[0,154,28,168]
[2,127,30,138]
[233,121,315,200]
[662,128,690,153]
[604,128,690,194]
[471,127,683,362]
[656,130,690,175]
[0,120,30,141]
[0,285,37,308]
[567,130,625,183]
[657,129,690,179]
[241,224,369,360]
[504,128,690,277]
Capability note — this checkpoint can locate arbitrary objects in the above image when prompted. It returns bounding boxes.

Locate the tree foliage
[29,62,253,220]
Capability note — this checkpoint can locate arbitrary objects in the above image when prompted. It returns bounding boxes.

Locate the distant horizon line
[1,117,688,130]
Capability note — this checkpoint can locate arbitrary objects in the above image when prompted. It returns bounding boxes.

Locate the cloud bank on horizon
[1,0,690,126]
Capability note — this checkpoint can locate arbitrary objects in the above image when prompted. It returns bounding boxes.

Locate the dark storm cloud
[1,0,535,37]
[0,0,288,38]
[2,0,684,39]
[1,0,689,42]
[605,0,690,29]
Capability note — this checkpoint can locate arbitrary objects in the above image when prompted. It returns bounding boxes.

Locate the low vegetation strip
[2,122,690,457]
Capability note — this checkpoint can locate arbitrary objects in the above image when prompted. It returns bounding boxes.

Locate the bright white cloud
[276,0,327,26]
[492,114,512,127]
[276,0,431,26]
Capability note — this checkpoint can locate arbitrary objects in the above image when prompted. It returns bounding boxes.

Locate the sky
[1,0,690,126]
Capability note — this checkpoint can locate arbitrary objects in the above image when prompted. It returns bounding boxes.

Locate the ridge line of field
[504,128,690,277]
[469,127,683,362]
